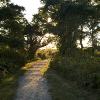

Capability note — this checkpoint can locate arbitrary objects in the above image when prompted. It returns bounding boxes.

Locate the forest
[0,0,100,100]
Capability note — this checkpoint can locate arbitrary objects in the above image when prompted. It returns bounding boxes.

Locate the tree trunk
[80,37,83,50]
[91,33,95,56]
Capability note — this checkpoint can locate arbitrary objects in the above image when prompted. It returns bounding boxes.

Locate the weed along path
[15,60,52,100]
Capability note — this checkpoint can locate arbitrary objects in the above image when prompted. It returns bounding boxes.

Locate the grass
[0,69,24,100]
[46,69,100,100]
[50,56,100,88]
[0,60,36,100]
[0,59,48,100]
[40,60,50,75]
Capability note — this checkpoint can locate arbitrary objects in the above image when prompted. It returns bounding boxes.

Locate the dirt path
[15,60,52,100]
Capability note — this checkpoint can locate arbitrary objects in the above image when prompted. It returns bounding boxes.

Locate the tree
[0,1,27,73]
[87,20,100,55]
[24,13,56,60]
[40,0,100,56]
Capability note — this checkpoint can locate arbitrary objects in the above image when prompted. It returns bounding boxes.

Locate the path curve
[15,60,52,100]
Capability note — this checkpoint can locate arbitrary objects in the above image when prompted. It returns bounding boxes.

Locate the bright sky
[11,0,43,22]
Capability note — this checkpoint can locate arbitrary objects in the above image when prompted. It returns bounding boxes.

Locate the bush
[95,51,100,57]
[35,49,57,59]
[50,55,100,89]
[0,48,26,74]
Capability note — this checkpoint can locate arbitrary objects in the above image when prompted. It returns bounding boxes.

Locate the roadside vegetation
[40,0,100,99]
[0,68,25,100]
[35,49,58,60]
[0,0,100,100]
[47,53,100,99]
[0,0,51,99]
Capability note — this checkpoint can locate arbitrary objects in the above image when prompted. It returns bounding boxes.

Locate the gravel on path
[15,60,52,100]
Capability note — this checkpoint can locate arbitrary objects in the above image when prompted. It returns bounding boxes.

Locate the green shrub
[50,55,100,89]
[35,49,57,59]
[95,51,100,57]
[0,48,26,74]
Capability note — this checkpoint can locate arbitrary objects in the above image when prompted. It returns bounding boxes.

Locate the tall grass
[50,55,100,89]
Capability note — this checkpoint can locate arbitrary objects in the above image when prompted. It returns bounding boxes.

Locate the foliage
[40,0,100,56]
[35,49,57,59]
[24,13,52,60]
[0,48,26,74]
[46,69,100,100]
[0,68,25,100]
[40,1,100,93]
[0,1,27,76]
[50,54,100,89]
